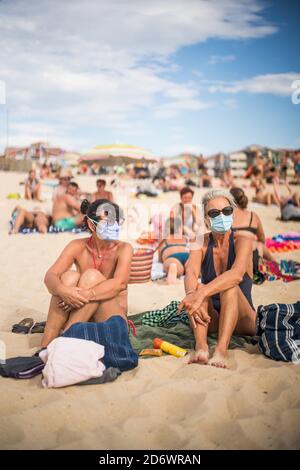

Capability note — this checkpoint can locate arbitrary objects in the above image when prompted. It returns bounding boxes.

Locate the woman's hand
[57,285,89,310]
[178,288,210,328]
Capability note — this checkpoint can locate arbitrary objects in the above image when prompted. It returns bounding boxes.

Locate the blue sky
[0,0,299,156]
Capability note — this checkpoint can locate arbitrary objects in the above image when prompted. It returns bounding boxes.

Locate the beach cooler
[129,248,154,283]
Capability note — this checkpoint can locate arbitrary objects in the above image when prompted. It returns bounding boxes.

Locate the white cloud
[207,73,300,96]
[209,55,236,65]
[223,98,238,109]
[0,0,277,150]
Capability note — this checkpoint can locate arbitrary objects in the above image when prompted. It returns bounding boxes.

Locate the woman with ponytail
[230,187,274,262]
[42,198,133,348]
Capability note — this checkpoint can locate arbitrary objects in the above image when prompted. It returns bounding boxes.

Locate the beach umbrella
[79,144,157,165]
[61,152,81,167]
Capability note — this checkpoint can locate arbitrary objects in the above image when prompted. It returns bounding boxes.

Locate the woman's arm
[272,183,282,207]
[184,247,202,294]
[44,240,80,296]
[254,213,265,243]
[88,243,133,301]
[64,194,81,211]
[156,239,166,263]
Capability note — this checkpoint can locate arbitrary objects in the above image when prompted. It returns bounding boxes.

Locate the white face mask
[88,217,120,240]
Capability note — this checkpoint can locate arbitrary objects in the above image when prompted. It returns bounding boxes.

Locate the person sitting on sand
[199,168,212,188]
[230,187,275,262]
[273,179,300,221]
[39,163,50,180]
[24,169,42,201]
[252,186,277,206]
[250,167,265,191]
[42,199,132,348]
[170,187,201,242]
[179,189,256,369]
[91,179,114,203]
[157,217,190,284]
[9,206,50,234]
[52,181,84,230]
[52,169,72,201]
[220,168,234,188]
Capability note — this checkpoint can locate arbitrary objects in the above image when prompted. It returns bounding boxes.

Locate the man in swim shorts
[52,181,84,230]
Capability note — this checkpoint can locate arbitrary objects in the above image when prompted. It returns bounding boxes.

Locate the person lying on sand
[91,179,114,203]
[9,206,50,234]
[42,199,132,348]
[157,217,190,284]
[52,181,84,230]
[179,189,256,369]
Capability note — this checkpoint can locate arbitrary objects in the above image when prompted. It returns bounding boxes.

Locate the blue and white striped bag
[256,302,300,362]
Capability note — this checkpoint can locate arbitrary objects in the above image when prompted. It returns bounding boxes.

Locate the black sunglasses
[207,206,233,218]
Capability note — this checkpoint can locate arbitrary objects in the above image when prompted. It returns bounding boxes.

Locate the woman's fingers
[190,315,197,329]
[76,294,89,304]
[193,311,208,327]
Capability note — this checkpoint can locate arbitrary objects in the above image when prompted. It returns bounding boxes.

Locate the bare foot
[208,350,228,369]
[188,349,209,365]
[166,263,177,284]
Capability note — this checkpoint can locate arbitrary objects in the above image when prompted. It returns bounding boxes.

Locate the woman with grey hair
[179,189,255,368]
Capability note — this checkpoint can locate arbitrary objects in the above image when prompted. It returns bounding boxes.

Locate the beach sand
[0,171,299,450]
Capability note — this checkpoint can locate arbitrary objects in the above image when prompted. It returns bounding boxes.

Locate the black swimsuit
[201,231,254,314]
[232,212,257,235]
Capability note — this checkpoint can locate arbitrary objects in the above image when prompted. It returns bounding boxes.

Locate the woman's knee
[78,268,106,287]
[60,270,80,286]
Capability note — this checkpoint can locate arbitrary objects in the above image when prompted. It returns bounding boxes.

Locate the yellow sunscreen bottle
[153,338,187,358]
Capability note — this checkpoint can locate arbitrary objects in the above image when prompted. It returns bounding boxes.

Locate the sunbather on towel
[52,181,84,230]
[9,206,50,234]
[179,189,256,369]
[42,198,133,348]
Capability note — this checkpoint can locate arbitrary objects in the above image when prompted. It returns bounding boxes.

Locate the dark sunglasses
[207,206,233,218]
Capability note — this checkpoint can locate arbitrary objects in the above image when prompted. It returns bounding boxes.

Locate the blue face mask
[209,213,233,233]
[88,217,120,240]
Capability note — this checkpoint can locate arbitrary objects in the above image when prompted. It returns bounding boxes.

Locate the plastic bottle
[153,338,187,358]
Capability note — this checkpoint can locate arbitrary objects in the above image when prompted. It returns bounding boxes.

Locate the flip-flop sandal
[30,321,46,334]
[12,317,34,334]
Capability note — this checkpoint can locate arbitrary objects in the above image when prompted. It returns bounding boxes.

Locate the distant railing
[0,158,33,172]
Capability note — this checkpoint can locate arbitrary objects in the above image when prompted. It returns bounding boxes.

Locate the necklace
[88,236,114,261]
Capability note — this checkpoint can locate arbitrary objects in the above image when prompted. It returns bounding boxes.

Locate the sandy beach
[0,171,300,450]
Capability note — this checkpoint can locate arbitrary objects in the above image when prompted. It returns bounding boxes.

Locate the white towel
[40,337,105,388]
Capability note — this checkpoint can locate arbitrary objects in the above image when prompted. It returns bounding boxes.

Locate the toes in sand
[188,349,209,365]
[208,351,228,369]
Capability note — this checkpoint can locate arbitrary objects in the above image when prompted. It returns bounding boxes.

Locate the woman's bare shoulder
[65,238,88,252]
[117,240,133,253]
